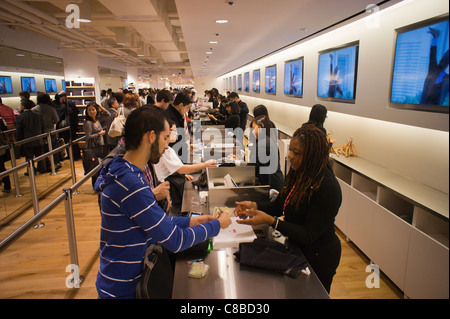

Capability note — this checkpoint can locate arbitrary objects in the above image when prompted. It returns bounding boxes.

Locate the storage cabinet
[404,228,449,299]
[331,157,449,299]
[346,189,376,258]
[371,204,410,291]
[335,178,350,234]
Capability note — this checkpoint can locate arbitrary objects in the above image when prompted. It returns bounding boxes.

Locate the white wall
[62,49,101,104]
[193,77,220,98]
[218,0,449,194]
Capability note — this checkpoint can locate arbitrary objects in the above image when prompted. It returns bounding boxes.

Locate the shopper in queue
[94,106,231,299]
[234,124,342,293]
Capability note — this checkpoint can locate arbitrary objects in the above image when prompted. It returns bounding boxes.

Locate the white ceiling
[0,0,401,83]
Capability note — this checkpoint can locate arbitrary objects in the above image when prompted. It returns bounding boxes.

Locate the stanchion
[63,187,84,286]
[8,141,22,198]
[28,159,44,229]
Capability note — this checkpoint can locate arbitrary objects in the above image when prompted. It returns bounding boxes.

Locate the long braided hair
[281,124,331,208]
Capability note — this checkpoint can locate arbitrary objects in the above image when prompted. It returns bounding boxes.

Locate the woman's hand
[235,209,275,226]
[99,129,106,136]
[234,201,257,219]
[185,174,194,181]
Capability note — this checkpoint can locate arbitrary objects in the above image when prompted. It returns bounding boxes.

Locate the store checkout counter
[170,163,330,299]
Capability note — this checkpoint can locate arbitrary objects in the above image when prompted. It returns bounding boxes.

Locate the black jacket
[15,110,45,147]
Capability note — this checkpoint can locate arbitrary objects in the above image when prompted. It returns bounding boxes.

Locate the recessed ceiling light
[16,53,25,57]
[209,41,218,44]
[215,19,228,24]
[206,51,213,54]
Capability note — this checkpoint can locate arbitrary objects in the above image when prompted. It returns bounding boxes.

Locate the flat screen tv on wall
[284,57,304,97]
[317,41,359,102]
[244,72,249,92]
[253,69,260,93]
[0,76,13,94]
[265,65,276,95]
[45,78,57,93]
[390,15,449,113]
[238,74,242,91]
[21,77,37,93]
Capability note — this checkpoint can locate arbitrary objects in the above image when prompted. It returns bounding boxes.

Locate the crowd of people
[1,85,342,299]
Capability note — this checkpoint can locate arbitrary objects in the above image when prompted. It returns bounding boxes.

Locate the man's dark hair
[22,99,35,110]
[37,92,51,105]
[229,92,239,100]
[173,92,193,106]
[114,92,124,103]
[156,89,174,103]
[124,105,167,151]
[107,97,117,108]
[19,91,30,99]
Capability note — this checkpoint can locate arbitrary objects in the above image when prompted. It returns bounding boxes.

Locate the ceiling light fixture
[209,41,218,44]
[116,27,126,45]
[215,19,228,24]
[206,51,213,54]
[77,0,92,23]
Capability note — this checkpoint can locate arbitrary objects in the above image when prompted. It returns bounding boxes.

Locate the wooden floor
[0,159,403,299]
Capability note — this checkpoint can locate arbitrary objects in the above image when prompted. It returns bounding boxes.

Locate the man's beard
[149,138,162,164]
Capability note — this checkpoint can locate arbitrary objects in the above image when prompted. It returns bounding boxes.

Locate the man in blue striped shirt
[94,106,231,299]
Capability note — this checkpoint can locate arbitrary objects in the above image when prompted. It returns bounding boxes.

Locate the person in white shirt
[154,120,218,182]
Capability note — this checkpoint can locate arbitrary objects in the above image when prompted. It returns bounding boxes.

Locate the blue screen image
[284,59,303,96]
[391,19,449,107]
[21,77,37,93]
[244,73,249,92]
[317,45,357,100]
[45,79,57,93]
[0,76,13,94]
[253,70,260,92]
[265,66,276,94]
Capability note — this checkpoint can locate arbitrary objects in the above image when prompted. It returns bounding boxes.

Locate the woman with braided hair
[234,124,342,293]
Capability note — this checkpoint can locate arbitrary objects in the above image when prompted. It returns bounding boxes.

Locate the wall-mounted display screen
[21,77,37,93]
[317,41,359,102]
[244,72,249,92]
[253,69,260,93]
[0,76,13,94]
[265,65,276,94]
[238,74,242,91]
[45,78,57,93]
[284,57,304,97]
[62,79,66,91]
[390,16,449,113]
[233,75,236,91]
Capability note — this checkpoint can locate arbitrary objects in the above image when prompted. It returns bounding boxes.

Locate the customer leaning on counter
[234,124,342,293]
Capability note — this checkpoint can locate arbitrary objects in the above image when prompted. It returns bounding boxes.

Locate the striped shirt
[94,156,220,299]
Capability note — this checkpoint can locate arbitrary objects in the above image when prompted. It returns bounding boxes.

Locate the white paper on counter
[213,216,256,249]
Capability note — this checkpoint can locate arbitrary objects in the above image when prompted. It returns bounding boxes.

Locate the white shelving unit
[65,78,97,138]
[331,154,449,299]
